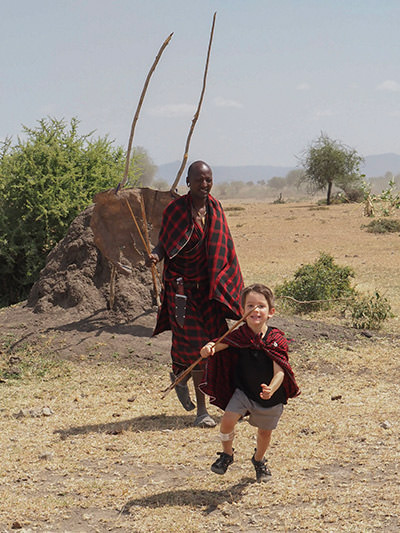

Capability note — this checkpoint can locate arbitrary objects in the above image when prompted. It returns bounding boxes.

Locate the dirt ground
[1,199,400,532]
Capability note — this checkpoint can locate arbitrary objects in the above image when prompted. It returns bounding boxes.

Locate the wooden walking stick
[140,193,161,306]
[170,12,217,192]
[109,264,117,309]
[124,199,162,284]
[161,305,259,398]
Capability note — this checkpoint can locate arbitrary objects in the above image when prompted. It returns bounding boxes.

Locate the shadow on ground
[120,477,255,515]
[54,413,218,439]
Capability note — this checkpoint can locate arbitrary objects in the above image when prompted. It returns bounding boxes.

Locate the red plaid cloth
[153,192,243,372]
[200,324,300,410]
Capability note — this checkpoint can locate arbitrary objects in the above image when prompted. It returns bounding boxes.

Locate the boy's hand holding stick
[161,305,259,399]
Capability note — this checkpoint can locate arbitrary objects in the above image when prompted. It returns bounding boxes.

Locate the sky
[1,0,400,172]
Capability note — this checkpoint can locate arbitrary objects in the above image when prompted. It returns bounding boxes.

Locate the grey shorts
[225,388,284,430]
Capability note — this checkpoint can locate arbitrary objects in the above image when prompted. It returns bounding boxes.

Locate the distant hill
[156,153,400,184]
[362,153,400,178]
[156,161,295,184]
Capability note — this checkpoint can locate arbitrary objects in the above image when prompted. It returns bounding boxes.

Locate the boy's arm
[200,341,229,359]
[260,361,285,400]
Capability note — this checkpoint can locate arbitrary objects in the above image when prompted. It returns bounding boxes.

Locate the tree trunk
[326,181,333,205]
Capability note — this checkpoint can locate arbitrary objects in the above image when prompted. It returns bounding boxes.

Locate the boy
[200,283,300,482]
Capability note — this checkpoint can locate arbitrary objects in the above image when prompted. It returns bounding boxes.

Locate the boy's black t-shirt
[235,329,287,407]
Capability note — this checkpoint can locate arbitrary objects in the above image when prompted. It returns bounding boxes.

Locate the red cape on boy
[200,323,300,410]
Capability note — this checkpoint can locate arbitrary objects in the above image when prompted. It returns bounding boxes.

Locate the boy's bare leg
[220,411,241,455]
[254,428,272,461]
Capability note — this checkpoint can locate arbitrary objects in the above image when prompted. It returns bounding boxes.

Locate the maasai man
[147,161,243,427]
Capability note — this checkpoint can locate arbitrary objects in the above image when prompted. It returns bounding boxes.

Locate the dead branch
[280,295,354,305]
[118,32,174,190]
[170,12,217,192]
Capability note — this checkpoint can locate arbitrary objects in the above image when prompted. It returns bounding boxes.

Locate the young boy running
[200,283,300,482]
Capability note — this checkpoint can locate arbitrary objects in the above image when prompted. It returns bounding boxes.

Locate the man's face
[187,164,213,201]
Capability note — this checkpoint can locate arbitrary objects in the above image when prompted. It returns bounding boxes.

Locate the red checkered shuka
[153,192,243,372]
[200,323,300,410]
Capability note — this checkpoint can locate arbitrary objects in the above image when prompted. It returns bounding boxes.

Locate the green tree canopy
[300,133,364,205]
[0,117,147,307]
[131,146,157,187]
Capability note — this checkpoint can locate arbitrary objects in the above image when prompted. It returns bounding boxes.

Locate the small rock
[14,409,30,419]
[361,331,373,338]
[11,522,22,530]
[29,408,42,417]
[41,407,54,416]
[380,420,391,429]
[331,394,342,401]
[127,396,136,403]
[39,451,54,461]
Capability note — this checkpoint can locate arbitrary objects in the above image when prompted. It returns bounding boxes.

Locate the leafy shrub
[275,252,355,313]
[362,218,400,234]
[350,292,392,330]
[0,117,140,307]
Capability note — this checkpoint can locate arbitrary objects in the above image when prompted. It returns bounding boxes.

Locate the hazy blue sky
[1,0,400,169]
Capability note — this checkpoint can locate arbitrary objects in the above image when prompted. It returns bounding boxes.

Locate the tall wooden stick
[140,194,161,306]
[125,199,163,285]
[170,12,217,192]
[117,32,174,191]
[161,305,258,399]
[109,264,117,309]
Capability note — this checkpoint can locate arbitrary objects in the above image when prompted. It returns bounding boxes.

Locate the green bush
[0,117,139,307]
[275,252,355,313]
[350,292,392,330]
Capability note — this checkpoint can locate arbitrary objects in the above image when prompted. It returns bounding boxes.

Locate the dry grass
[1,200,400,532]
[1,338,399,532]
[226,200,400,324]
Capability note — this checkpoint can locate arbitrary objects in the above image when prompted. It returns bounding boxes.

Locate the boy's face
[241,290,275,330]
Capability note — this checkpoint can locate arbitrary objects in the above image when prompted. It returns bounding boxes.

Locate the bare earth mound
[27,206,155,318]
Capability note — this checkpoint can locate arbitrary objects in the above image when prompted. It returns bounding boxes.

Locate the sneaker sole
[211,465,228,475]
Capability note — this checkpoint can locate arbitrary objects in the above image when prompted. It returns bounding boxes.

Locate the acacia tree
[0,117,151,306]
[131,146,157,186]
[300,133,364,205]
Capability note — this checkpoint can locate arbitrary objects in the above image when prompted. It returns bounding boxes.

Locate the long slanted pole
[124,199,162,285]
[170,12,217,192]
[140,194,161,306]
[161,305,258,399]
[108,33,172,309]
[117,32,174,191]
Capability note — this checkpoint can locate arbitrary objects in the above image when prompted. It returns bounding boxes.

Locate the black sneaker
[211,451,234,475]
[251,452,271,482]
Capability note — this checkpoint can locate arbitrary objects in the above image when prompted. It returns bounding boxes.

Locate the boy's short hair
[241,283,275,309]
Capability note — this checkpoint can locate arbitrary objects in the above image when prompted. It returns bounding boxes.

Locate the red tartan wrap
[200,323,300,410]
[152,192,243,372]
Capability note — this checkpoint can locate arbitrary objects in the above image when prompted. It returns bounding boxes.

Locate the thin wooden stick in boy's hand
[160,305,259,399]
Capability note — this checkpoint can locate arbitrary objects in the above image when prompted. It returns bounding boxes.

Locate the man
[148,161,243,427]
